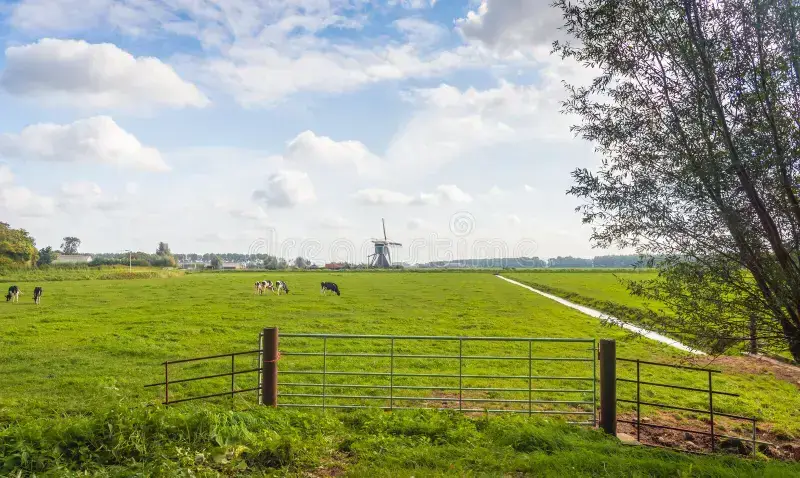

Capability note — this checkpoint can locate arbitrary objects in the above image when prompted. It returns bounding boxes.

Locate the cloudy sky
[0,0,611,264]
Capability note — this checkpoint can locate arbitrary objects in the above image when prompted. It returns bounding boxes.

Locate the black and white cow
[275,280,289,295]
[6,286,20,303]
[321,282,340,296]
[33,287,43,305]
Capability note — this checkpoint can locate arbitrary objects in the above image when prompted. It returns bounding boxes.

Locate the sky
[0,0,614,264]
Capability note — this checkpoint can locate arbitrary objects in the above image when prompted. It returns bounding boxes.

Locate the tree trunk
[787,321,800,363]
[749,315,758,355]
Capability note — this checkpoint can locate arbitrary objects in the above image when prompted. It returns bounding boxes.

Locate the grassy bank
[2,407,798,477]
[0,265,184,282]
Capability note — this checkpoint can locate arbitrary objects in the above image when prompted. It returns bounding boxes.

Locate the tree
[61,237,81,255]
[0,223,38,266]
[156,242,172,256]
[37,246,58,267]
[555,0,800,360]
[294,256,311,269]
[210,255,222,269]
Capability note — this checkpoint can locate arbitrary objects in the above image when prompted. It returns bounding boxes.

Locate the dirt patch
[685,355,800,389]
[618,411,800,461]
[303,453,350,477]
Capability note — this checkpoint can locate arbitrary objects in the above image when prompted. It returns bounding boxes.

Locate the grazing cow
[255,281,274,295]
[33,287,43,305]
[321,282,341,296]
[275,280,289,295]
[6,286,20,303]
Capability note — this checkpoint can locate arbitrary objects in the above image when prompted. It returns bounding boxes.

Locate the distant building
[54,254,93,264]
[221,262,244,270]
[179,261,206,270]
[325,263,345,270]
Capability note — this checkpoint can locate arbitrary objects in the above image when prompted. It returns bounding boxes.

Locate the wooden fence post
[599,339,617,436]
[262,327,278,407]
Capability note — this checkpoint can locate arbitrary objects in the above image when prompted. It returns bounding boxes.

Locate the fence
[144,330,766,458]
[272,332,597,424]
[615,357,766,456]
[144,348,262,405]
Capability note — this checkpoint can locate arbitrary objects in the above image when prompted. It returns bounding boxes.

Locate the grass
[1,271,798,475]
[503,271,663,312]
[3,407,800,477]
[0,265,184,282]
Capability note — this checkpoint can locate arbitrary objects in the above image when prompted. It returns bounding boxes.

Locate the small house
[54,254,93,264]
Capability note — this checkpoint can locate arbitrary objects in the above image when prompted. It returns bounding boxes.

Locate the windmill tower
[368,218,402,268]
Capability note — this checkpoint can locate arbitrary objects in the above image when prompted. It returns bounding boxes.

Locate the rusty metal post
[164,362,169,405]
[262,327,278,407]
[709,371,715,452]
[598,339,617,436]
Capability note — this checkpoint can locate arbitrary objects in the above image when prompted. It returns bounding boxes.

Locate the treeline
[174,253,290,269]
[0,223,38,267]
[89,252,176,268]
[546,255,656,268]
[424,255,660,269]
[425,257,548,268]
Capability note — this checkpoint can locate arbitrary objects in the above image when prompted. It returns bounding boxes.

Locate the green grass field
[1,271,798,476]
[503,271,663,311]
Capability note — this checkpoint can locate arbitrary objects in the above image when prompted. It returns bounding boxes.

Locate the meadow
[1,270,799,475]
[502,271,662,311]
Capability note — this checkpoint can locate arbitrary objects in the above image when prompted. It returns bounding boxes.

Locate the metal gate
[145,329,597,426]
[271,333,597,425]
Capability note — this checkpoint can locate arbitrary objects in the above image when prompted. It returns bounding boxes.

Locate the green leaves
[556,0,800,361]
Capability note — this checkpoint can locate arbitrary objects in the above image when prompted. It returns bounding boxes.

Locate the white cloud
[1,39,209,111]
[386,80,574,174]
[61,181,102,199]
[353,188,415,206]
[393,18,446,45]
[319,215,352,230]
[7,0,492,107]
[284,130,380,176]
[488,185,505,196]
[0,186,57,217]
[0,165,14,185]
[59,181,125,211]
[524,184,534,192]
[189,43,478,107]
[456,0,564,52]
[507,214,521,225]
[252,170,316,208]
[0,165,56,217]
[10,0,153,35]
[354,184,472,206]
[125,182,140,195]
[389,0,437,9]
[431,185,473,204]
[407,217,436,231]
[230,206,269,222]
[0,116,169,172]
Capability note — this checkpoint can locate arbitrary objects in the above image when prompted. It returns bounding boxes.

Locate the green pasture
[504,271,663,311]
[1,271,798,475]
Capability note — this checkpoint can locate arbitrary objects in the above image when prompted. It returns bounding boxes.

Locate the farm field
[503,270,664,312]
[1,271,799,475]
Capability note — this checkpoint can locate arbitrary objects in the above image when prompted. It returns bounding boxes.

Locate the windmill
[368,218,402,268]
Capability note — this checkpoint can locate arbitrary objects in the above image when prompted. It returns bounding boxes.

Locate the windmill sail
[369,218,402,268]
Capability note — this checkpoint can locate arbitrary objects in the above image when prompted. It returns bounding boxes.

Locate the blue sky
[0,0,614,264]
